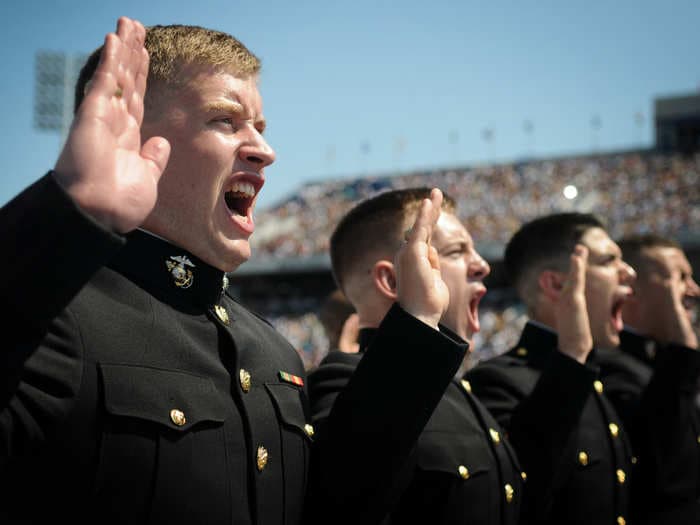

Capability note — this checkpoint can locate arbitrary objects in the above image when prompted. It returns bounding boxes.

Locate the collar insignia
[166,255,195,289]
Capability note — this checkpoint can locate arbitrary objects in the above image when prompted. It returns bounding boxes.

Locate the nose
[687,276,700,297]
[619,260,636,285]
[468,252,491,280]
[239,128,276,168]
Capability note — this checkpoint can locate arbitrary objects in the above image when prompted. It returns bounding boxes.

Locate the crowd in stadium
[251,150,699,370]
[252,151,699,260]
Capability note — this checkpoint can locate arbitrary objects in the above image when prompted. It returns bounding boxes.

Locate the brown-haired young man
[467,213,700,524]
[0,18,466,525]
[310,188,591,524]
[600,234,700,523]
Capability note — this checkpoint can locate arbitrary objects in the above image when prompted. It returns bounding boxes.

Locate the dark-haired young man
[466,213,637,525]
[599,234,700,522]
[0,18,466,525]
[310,189,592,524]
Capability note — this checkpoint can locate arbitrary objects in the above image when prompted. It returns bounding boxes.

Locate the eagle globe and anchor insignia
[166,255,195,289]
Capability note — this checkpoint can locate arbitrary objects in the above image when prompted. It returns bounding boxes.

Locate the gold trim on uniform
[214,305,230,325]
[460,379,472,394]
[616,469,626,484]
[239,369,251,393]
[170,409,186,427]
[257,446,268,471]
[504,483,514,503]
[609,422,619,438]
[578,451,589,466]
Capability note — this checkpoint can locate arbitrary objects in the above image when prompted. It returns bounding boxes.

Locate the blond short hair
[75,24,260,112]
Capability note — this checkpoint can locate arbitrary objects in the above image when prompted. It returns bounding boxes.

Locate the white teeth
[228,182,255,198]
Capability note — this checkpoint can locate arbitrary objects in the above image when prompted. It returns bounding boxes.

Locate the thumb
[141,136,171,182]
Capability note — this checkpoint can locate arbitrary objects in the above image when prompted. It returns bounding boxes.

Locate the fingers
[567,244,588,295]
[405,188,443,247]
[83,18,147,116]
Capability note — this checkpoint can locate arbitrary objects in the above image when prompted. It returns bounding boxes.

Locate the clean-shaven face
[431,212,491,345]
[141,65,275,271]
[581,227,636,349]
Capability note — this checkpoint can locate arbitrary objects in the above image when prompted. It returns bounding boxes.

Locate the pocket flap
[100,364,226,432]
[265,383,312,441]
[416,431,492,478]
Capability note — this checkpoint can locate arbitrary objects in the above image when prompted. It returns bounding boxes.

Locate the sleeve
[305,303,468,525]
[468,351,597,523]
[0,172,124,407]
[0,307,84,464]
[631,343,700,517]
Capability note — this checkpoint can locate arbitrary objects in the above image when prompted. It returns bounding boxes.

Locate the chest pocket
[395,431,496,523]
[265,383,313,524]
[265,383,314,442]
[100,364,226,431]
[95,364,230,524]
[416,430,493,479]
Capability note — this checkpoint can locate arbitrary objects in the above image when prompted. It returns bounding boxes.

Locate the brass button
[461,379,472,394]
[609,422,619,438]
[257,446,268,471]
[239,369,251,393]
[578,451,589,466]
[489,428,501,444]
[214,305,230,325]
[170,409,186,427]
[616,469,626,484]
[631,456,638,464]
[697,435,700,444]
[516,347,528,357]
[593,380,604,394]
[504,483,514,503]
[521,471,527,481]
[617,516,626,525]
[304,424,315,438]
[458,465,470,479]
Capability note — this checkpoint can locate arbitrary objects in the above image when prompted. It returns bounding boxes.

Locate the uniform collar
[619,326,657,364]
[108,229,228,312]
[358,327,377,353]
[514,321,600,368]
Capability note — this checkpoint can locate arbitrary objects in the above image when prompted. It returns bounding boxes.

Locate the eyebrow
[203,101,266,132]
[204,101,245,115]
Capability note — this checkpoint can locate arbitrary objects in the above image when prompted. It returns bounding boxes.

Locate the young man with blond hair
[0,18,466,525]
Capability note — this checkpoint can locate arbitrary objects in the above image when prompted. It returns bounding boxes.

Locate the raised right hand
[556,245,593,364]
[53,17,170,233]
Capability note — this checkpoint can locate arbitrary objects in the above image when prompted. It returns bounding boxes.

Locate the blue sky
[1,0,698,209]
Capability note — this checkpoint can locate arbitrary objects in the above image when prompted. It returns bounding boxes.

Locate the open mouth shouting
[466,286,487,336]
[610,289,633,333]
[222,177,263,235]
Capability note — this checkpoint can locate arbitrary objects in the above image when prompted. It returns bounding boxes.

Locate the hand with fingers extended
[53,17,170,234]
[653,270,699,349]
[556,245,594,363]
[394,188,449,330]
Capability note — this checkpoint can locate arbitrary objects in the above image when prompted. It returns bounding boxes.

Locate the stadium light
[34,51,87,143]
[563,185,578,200]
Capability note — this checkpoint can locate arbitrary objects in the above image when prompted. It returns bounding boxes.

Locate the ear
[538,269,566,302]
[372,260,398,301]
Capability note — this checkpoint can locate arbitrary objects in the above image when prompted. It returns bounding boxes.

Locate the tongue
[611,308,624,332]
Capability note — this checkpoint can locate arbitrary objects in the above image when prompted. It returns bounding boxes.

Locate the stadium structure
[229,92,700,370]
